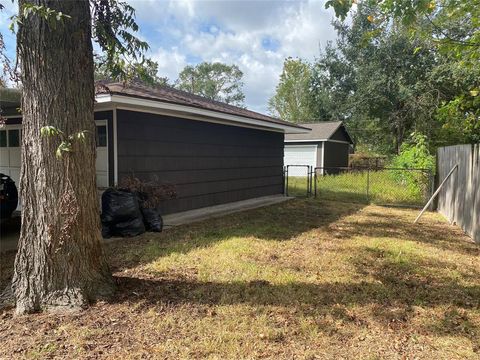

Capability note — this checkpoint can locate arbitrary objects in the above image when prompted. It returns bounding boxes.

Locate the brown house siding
[330,127,351,142]
[116,109,285,214]
[323,141,350,169]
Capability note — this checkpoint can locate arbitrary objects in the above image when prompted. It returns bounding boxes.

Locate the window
[0,130,6,147]
[8,129,20,147]
[96,125,107,147]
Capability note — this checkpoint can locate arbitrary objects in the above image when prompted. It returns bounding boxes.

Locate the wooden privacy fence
[436,144,479,243]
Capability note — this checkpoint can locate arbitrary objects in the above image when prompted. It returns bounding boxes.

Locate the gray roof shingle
[285,121,353,143]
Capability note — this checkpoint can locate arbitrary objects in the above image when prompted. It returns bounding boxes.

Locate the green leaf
[40,125,62,137]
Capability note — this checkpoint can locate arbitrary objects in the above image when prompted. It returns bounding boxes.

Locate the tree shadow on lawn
[114,239,480,310]
[328,208,479,257]
[108,198,365,272]
[111,242,480,337]
[114,273,480,310]
[115,196,478,274]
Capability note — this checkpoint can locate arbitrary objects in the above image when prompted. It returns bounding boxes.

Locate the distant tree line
[269,2,479,155]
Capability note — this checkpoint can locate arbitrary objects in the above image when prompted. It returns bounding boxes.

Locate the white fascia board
[285,139,327,143]
[284,144,318,148]
[95,94,112,103]
[326,139,351,144]
[285,139,351,144]
[95,94,308,134]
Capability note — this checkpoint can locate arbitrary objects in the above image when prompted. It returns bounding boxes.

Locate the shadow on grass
[113,270,480,310]
[330,209,479,257]
[112,241,480,336]
[108,199,365,272]
[113,239,480,311]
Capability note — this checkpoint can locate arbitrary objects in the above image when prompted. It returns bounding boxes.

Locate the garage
[284,121,353,175]
[1,83,308,215]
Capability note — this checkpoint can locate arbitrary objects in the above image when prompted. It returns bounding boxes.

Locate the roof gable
[284,121,354,144]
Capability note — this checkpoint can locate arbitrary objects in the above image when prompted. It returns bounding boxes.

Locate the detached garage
[284,122,354,176]
[1,83,308,214]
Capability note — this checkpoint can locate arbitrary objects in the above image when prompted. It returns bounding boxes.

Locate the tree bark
[12,0,114,314]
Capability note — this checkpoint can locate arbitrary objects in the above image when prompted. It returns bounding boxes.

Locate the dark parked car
[0,173,18,219]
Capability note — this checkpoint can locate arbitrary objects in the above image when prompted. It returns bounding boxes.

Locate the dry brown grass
[1,198,479,359]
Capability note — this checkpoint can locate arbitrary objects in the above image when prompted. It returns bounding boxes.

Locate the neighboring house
[0,82,308,214]
[284,121,354,176]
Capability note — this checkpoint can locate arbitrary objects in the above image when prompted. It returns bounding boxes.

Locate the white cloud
[150,47,187,82]
[0,0,340,114]
[161,0,339,113]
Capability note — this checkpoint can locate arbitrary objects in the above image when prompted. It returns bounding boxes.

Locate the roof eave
[95,93,309,134]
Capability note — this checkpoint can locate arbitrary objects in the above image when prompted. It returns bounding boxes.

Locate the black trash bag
[102,188,141,223]
[110,217,145,237]
[0,173,19,220]
[101,220,112,239]
[141,207,163,232]
[101,188,145,237]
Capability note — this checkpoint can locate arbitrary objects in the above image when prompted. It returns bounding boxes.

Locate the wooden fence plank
[437,144,479,243]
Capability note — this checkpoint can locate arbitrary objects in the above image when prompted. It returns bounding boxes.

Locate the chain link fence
[284,166,434,208]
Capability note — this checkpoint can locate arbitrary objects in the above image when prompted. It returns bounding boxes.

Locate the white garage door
[284,145,317,176]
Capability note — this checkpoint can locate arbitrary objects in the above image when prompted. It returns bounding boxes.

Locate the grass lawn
[1,198,479,359]
[287,170,432,206]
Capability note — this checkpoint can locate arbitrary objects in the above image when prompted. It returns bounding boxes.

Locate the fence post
[309,166,312,196]
[286,166,289,197]
[366,167,370,202]
[314,168,317,198]
[307,165,310,197]
[429,170,435,210]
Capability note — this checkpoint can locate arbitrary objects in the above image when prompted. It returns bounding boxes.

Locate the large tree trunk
[12,0,114,314]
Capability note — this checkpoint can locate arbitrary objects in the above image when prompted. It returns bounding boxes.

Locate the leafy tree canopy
[1,0,151,83]
[324,0,479,148]
[269,1,478,154]
[94,56,170,86]
[175,62,245,106]
[268,57,313,123]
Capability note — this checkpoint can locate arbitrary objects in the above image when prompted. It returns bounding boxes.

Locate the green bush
[390,132,435,196]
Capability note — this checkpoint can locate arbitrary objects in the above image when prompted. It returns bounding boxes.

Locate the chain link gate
[284,165,314,198]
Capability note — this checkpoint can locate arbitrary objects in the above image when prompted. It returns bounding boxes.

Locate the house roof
[1,82,309,133]
[96,81,308,133]
[284,121,353,144]
[0,88,21,109]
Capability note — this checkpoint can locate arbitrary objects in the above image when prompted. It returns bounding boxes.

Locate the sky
[0,0,339,114]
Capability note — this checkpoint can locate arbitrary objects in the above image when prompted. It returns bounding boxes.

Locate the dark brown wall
[323,141,350,172]
[116,110,284,214]
[330,126,351,142]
